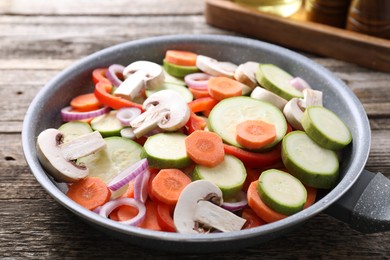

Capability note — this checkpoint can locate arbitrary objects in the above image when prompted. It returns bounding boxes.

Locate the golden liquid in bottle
[233,0,303,17]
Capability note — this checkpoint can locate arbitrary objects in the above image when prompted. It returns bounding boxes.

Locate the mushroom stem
[193,200,246,232]
[113,70,147,101]
[61,131,106,160]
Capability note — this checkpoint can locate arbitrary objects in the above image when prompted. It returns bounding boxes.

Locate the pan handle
[325,169,390,233]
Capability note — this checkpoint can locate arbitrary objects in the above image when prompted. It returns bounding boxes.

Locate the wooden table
[1,0,389,258]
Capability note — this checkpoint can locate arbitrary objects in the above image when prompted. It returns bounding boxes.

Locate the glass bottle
[305,0,352,28]
[233,0,303,17]
[346,0,390,39]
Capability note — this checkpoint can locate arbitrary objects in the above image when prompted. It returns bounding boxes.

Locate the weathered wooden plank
[0,0,205,16]
[0,15,231,59]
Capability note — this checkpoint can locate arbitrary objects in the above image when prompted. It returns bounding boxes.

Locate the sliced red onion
[61,106,110,122]
[106,64,125,87]
[92,206,102,214]
[99,198,146,226]
[107,158,149,191]
[221,191,248,212]
[290,77,312,91]
[134,169,150,203]
[116,107,142,126]
[184,73,213,90]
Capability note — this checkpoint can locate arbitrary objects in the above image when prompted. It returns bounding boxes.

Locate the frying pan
[21,35,390,253]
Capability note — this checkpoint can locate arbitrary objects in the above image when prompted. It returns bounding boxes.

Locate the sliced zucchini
[256,64,303,100]
[163,59,199,78]
[302,106,352,150]
[145,82,193,102]
[258,169,307,215]
[192,155,246,199]
[91,110,123,137]
[143,132,191,169]
[58,121,93,143]
[208,96,287,150]
[77,136,143,184]
[282,131,339,189]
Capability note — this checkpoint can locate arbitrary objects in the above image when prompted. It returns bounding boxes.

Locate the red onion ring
[221,191,248,212]
[290,77,311,91]
[99,198,146,226]
[184,73,213,90]
[120,128,135,139]
[116,107,142,126]
[107,158,149,191]
[134,169,150,203]
[60,106,110,122]
[106,64,125,87]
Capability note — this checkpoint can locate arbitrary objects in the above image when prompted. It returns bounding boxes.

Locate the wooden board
[205,0,390,72]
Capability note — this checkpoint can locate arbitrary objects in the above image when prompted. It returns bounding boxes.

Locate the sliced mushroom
[250,86,288,110]
[234,61,259,90]
[283,98,305,130]
[173,180,223,234]
[290,77,312,92]
[130,89,190,138]
[193,200,246,232]
[196,55,237,78]
[299,88,323,109]
[114,61,164,100]
[36,129,106,183]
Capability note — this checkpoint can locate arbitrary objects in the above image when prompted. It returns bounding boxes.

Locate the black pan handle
[325,169,390,233]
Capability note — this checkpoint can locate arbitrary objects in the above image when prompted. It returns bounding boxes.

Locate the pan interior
[22,35,370,244]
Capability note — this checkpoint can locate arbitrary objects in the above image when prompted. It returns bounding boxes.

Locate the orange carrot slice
[151,169,191,205]
[189,87,210,99]
[70,93,103,112]
[207,77,243,101]
[165,50,197,67]
[67,177,111,210]
[139,199,163,231]
[247,180,287,223]
[236,120,276,150]
[117,205,139,221]
[185,130,225,167]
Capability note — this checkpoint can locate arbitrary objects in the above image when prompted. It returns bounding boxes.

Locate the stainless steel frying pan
[22,35,390,253]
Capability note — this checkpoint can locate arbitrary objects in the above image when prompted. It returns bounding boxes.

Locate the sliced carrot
[189,87,210,99]
[247,180,287,223]
[241,206,266,229]
[157,202,176,232]
[92,68,111,85]
[117,205,139,221]
[165,50,197,67]
[188,96,219,113]
[207,77,243,101]
[120,179,136,198]
[236,120,277,150]
[304,186,317,209]
[139,199,163,231]
[224,143,282,168]
[185,130,225,167]
[67,177,111,210]
[70,93,103,112]
[185,112,207,134]
[151,169,191,205]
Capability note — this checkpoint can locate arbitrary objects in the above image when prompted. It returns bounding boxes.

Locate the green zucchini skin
[282,131,339,189]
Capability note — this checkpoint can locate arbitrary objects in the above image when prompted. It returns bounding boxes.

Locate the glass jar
[346,0,390,39]
[233,0,303,17]
[305,0,352,28]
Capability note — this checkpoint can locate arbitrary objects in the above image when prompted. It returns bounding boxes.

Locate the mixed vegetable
[36,50,352,233]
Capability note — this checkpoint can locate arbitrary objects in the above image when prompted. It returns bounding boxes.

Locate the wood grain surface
[1,0,389,258]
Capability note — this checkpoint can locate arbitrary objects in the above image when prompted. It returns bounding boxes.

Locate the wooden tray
[205,0,390,72]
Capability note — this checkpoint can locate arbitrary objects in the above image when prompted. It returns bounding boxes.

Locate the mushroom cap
[143,89,190,131]
[123,60,165,90]
[173,180,223,234]
[36,128,89,183]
